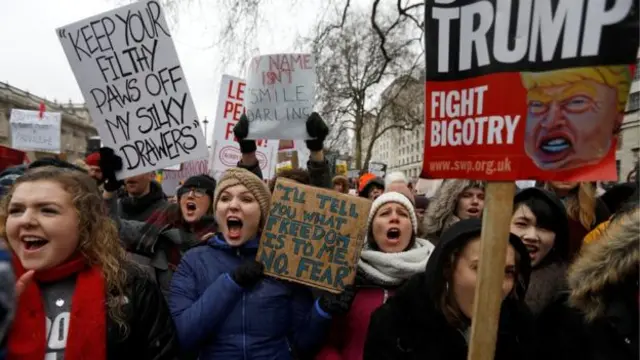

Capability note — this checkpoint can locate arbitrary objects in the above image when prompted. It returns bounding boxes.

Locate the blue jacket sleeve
[289,285,331,351]
[168,253,243,351]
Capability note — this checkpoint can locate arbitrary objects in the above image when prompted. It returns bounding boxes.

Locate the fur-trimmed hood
[568,207,639,321]
[422,179,485,239]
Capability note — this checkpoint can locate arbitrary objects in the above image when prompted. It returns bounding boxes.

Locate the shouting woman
[2,166,178,359]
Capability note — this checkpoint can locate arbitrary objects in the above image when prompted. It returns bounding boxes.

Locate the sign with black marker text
[57,0,208,178]
[9,109,61,153]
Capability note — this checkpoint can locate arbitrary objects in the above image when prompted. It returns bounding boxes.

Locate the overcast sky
[0,0,333,144]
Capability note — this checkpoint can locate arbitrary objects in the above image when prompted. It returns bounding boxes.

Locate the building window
[628,92,640,112]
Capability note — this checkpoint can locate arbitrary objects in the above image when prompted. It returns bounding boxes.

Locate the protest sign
[422,0,639,181]
[368,162,387,178]
[210,75,279,179]
[244,53,316,140]
[57,0,208,179]
[9,109,61,153]
[161,158,208,196]
[256,178,371,293]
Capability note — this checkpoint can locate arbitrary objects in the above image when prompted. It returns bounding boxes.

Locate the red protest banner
[421,1,639,182]
[0,146,27,173]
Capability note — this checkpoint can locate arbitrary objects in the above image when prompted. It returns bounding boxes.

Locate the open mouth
[467,208,480,216]
[387,228,401,242]
[525,244,538,259]
[226,216,243,239]
[186,202,197,212]
[536,134,573,163]
[22,236,48,251]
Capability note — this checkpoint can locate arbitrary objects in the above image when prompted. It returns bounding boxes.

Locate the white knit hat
[384,171,409,189]
[367,191,418,234]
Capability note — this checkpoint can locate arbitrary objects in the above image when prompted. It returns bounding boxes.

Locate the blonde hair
[0,166,129,332]
[521,66,632,112]
[72,159,89,171]
[546,182,597,229]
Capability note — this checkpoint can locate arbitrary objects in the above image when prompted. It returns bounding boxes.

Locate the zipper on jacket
[383,289,389,303]
[242,292,247,360]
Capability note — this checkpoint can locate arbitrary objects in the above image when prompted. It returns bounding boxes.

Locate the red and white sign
[161,158,208,196]
[210,75,279,180]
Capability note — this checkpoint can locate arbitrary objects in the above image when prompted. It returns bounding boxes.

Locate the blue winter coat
[169,234,331,360]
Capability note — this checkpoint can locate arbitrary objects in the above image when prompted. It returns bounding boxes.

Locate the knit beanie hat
[214,168,271,226]
[367,191,418,235]
[85,152,100,167]
[181,174,217,200]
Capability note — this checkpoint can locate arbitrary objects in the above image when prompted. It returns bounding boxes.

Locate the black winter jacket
[106,265,179,359]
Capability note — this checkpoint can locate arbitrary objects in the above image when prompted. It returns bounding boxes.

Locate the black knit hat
[180,174,216,199]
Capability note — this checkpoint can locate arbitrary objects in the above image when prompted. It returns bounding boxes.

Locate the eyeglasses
[177,187,208,198]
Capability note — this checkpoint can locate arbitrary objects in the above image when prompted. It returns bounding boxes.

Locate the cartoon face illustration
[521,66,631,170]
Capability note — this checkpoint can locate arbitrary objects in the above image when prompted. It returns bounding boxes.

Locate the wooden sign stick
[467,181,516,360]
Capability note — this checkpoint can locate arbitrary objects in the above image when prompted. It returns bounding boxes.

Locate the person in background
[414,195,429,238]
[358,173,384,200]
[72,159,88,172]
[509,188,570,316]
[2,166,177,359]
[423,179,486,243]
[544,182,609,261]
[332,175,349,194]
[384,172,408,188]
[0,166,25,199]
[536,205,639,360]
[364,219,532,360]
[85,152,103,184]
[316,191,434,360]
[0,241,14,360]
[169,168,336,359]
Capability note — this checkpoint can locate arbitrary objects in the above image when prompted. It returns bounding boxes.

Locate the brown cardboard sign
[256,178,371,293]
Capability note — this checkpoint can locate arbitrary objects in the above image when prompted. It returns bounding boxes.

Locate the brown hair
[268,168,311,193]
[332,175,349,194]
[546,182,597,229]
[0,167,130,332]
[439,237,522,328]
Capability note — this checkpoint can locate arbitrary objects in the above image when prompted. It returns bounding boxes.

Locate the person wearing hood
[509,188,570,316]
[169,168,339,360]
[423,179,485,243]
[316,192,435,360]
[363,218,533,360]
[536,204,639,360]
[358,173,384,200]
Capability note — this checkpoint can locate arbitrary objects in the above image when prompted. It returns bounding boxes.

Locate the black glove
[233,115,257,154]
[305,112,329,151]
[231,260,264,288]
[99,147,124,192]
[318,285,356,316]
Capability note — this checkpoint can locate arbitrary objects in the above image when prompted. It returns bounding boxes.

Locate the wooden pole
[467,181,516,360]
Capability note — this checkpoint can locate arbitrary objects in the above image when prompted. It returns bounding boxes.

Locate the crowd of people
[0,113,637,360]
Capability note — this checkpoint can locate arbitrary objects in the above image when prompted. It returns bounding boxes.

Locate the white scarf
[358,237,435,286]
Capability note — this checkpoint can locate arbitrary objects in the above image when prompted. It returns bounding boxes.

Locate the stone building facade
[0,81,97,161]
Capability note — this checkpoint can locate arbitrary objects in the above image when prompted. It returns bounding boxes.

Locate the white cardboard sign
[244,53,315,140]
[10,109,61,153]
[210,75,279,180]
[161,158,208,196]
[57,0,208,179]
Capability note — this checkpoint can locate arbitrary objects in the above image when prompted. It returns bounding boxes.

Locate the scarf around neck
[358,237,434,286]
[8,254,106,360]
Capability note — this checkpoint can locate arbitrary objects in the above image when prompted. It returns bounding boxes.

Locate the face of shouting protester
[451,237,517,320]
[368,186,384,200]
[455,187,484,220]
[510,204,556,268]
[6,180,80,271]
[215,185,261,247]
[124,172,154,197]
[371,202,413,253]
[178,187,211,224]
[524,79,621,170]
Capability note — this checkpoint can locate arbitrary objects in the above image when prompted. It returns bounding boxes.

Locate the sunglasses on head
[177,187,208,198]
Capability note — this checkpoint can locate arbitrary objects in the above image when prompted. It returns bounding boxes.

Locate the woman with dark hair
[509,188,570,316]
[363,219,532,360]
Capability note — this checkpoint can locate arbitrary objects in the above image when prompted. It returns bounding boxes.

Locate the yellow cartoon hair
[521,66,632,112]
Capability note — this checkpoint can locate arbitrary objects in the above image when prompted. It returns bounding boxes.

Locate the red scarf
[7,254,107,360]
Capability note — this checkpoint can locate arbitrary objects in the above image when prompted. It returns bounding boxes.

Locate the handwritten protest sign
[210,75,279,180]
[57,0,208,179]
[245,53,316,140]
[161,158,208,196]
[9,109,61,153]
[256,178,371,293]
[422,0,639,181]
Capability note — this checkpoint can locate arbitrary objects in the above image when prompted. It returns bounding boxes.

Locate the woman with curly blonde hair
[1,166,177,360]
[544,182,610,261]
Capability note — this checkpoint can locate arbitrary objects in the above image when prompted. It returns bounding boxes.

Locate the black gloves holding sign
[318,285,356,316]
[233,112,329,152]
[99,147,124,192]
